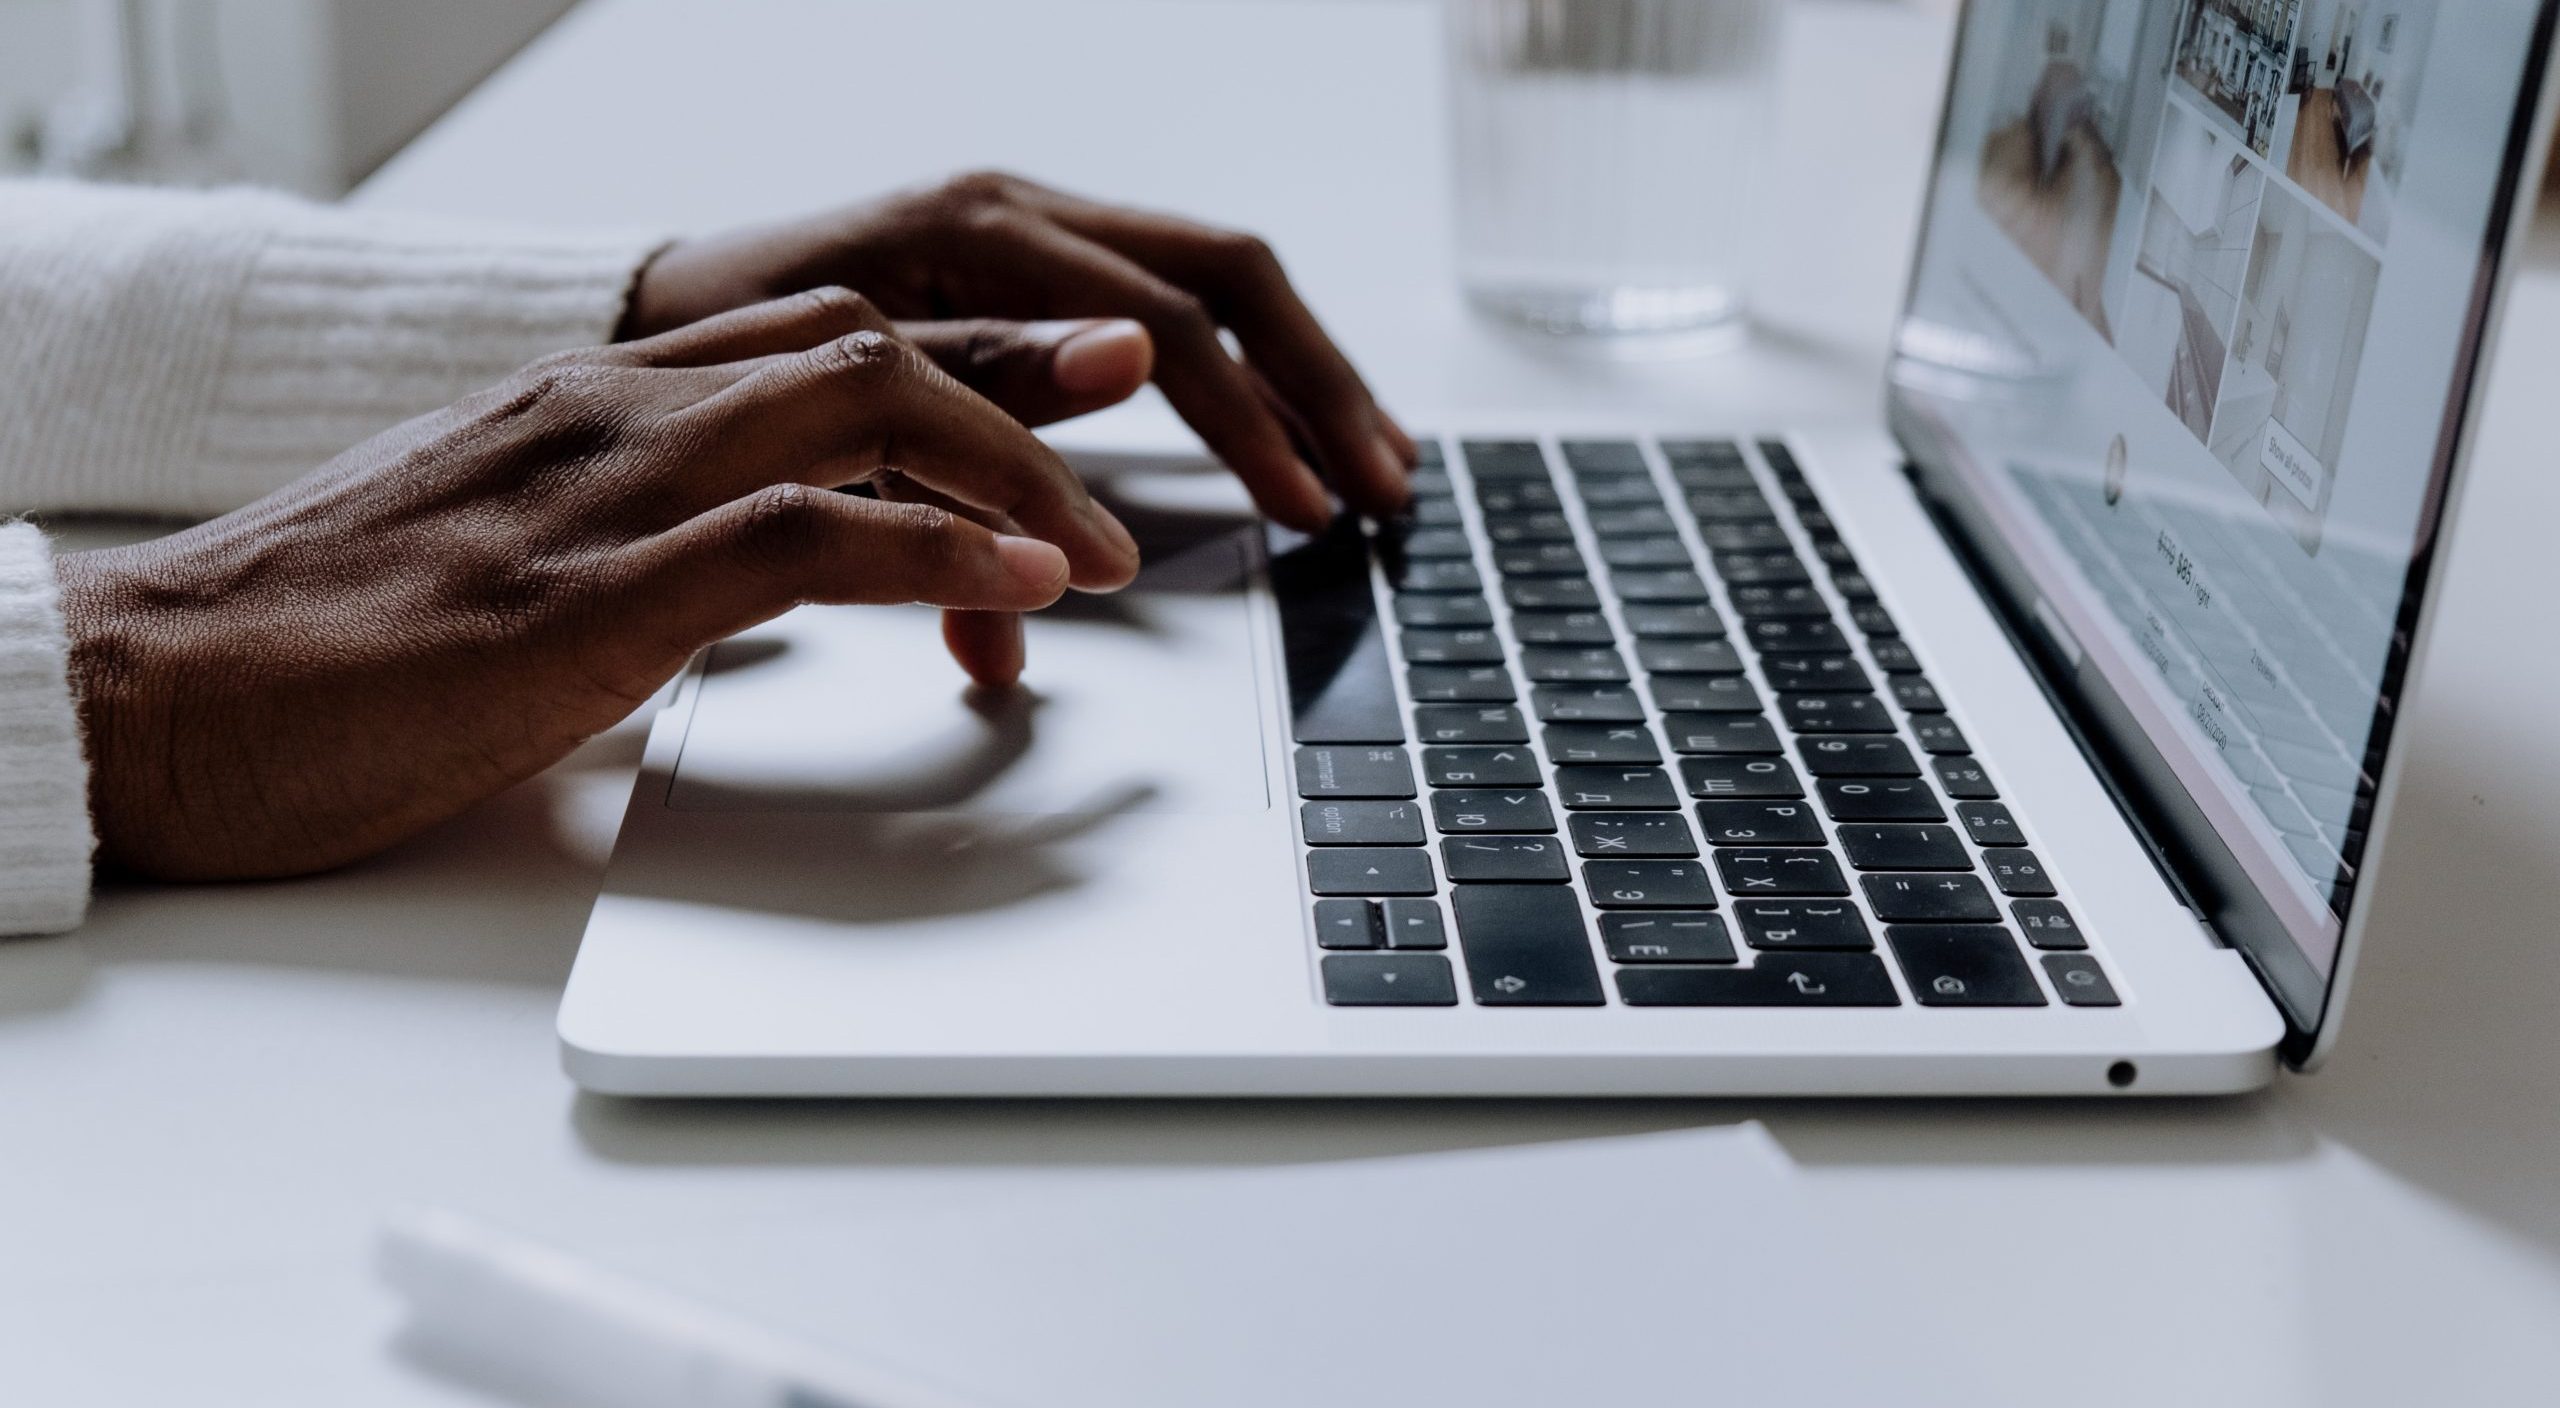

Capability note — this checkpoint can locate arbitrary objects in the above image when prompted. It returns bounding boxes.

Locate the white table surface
[9,2,2560,1403]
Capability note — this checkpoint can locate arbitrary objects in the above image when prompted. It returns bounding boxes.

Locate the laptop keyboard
[1275,437,2122,1011]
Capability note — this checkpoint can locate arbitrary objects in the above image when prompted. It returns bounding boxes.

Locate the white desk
[8,2,2560,1403]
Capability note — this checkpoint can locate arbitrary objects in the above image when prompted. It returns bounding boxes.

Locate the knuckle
[1146,286,1215,334]
[942,169,1021,208]
[816,328,907,383]
[732,483,832,574]
[1212,228,1281,275]
[792,284,874,323]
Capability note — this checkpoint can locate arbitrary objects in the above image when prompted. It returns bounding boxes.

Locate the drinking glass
[1444,0,1777,348]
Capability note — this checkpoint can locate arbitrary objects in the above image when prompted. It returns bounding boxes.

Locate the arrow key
[1322,954,1460,1006]
[1382,898,1449,951]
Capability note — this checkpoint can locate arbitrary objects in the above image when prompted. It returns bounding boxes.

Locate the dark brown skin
[57,180,1408,884]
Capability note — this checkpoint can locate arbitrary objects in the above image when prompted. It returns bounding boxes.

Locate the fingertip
[1051,319,1154,397]
[994,535,1073,603]
[944,609,1028,688]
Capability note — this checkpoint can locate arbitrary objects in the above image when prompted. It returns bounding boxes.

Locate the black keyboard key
[1612,570,1713,604]
[1932,757,2000,799]
[1622,603,1727,638]
[1698,521,1793,553]
[1423,746,1541,787]
[1415,705,1529,745]
[1617,953,1899,1006]
[1431,790,1557,834]
[1322,953,1459,1006]
[1685,489,1775,522]
[1850,603,1899,637]
[1756,440,1802,477]
[1511,611,1616,646]
[1302,799,1428,846]
[1441,836,1570,883]
[1889,676,1946,713]
[1984,849,2056,897]
[1662,438,1747,467]
[1382,897,1449,950]
[1394,593,1493,629]
[1713,551,1811,585]
[1818,779,1944,822]
[1681,755,1805,799]
[1760,654,1872,692]
[1308,849,1436,896]
[1519,647,1629,684]
[1715,849,1851,896]
[1838,824,1972,871]
[1868,638,1923,673]
[1495,543,1588,577]
[1602,912,1735,964]
[1296,745,1417,799]
[1532,685,1645,723]
[1555,766,1680,810]
[1312,899,1381,949]
[1545,724,1663,764]
[1910,715,1971,755]
[1649,673,1761,714]
[1734,899,1874,951]
[1461,440,1551,479]
[2042,953,2121,1006]
[1727,583,1831,619]
[1569,812,1699,858]
[1482,510,1574,542]
[1799,737,1921,778]
[2012,899,2088,950]
[1400,628,1506,665]
[1411,496,1466,527]
[1694,800,1826,847]
[1408,665,1515,704]
[1270,522,1403,744]
[1389,559,1484,593]
[1664,714,1784,756]
[1584,860,1718,908]
[1778,693,1897,734]
[1598,537,1694,570]
[1888,927,2045,1006]
[1504,579,1602,611]
[1394,526,1473,560]
[1575,476,1665,507]
[1560,439,1646,474]
[1670,465,1760,493]
[1955,802,2026,847]
[1476,479,1563,513]
[1588,506,1677,537]
[1635,639,1744,675]
[1862,873,2000,922]
[1451,885,1603,1005]
[1742,619,1849,653]
[1831,570,1876,600]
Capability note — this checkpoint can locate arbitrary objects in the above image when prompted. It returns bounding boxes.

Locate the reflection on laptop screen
[1893,1,2547,996]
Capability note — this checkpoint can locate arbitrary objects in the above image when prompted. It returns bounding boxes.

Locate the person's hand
[618,171,1417,530]
[54,291,1140,882]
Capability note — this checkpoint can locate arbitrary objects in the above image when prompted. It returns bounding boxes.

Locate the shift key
[1452,886,1605,1005]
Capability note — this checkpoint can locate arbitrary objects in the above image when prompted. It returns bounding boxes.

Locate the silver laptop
[560,0,2559,1096]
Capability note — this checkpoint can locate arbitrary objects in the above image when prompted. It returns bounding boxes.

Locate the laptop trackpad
[667,529,1272,815]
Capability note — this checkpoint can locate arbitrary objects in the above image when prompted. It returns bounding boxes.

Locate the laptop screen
[1888,0,2553,1035]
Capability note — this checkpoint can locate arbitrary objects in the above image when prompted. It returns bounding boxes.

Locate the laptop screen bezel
[1882,0,2560,1064]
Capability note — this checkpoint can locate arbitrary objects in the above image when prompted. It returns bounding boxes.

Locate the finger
[616,286,896,369]
[962,211,1335,530]
[630,485,1070,648]
[1000,183,1415,513]
[899,318,1155,428]
[876,474,1032,687]
[671,329,1141,590]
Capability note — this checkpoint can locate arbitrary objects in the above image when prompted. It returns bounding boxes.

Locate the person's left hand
[617,171,1417,532]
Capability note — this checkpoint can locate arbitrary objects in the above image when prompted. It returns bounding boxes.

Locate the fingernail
[995,535,1071,596]
[1050,319,1153,396]
[1090,504,1141,562]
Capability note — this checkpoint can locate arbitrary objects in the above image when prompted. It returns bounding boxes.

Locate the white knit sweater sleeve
[0,523,92,934]
[0,179,665,934]
[0,179,664,516]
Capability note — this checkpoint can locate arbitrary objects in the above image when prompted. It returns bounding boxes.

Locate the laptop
[559,0,2560,1096]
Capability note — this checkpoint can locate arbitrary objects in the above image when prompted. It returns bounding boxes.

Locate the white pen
[377,1205,997,1408]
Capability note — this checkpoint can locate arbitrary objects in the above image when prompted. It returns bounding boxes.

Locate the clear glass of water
[1445,0,1777,349]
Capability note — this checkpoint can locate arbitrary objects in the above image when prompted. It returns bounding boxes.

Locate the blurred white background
[0,0,574,192]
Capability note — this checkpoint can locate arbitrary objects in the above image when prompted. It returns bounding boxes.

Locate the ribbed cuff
[0,522,93,936]
[193,206,666,514]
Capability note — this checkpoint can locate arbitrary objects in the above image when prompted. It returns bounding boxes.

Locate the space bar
[1269,522,1404,744]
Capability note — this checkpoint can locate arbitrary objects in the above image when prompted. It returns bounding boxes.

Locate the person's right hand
[54,289,1140,883]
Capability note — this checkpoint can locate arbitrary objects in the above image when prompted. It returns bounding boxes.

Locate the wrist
[52,548,174,877]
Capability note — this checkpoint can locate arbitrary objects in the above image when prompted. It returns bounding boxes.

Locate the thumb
[901,318,1155,427]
